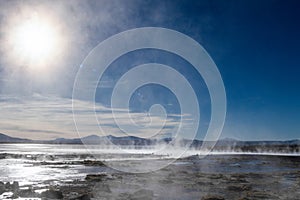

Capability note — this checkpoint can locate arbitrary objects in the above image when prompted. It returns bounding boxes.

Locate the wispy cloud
[0,94,181,140]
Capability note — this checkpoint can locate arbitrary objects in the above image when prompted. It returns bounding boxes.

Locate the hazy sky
[0,0,299,140]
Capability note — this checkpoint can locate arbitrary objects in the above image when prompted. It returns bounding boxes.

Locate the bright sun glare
[11,16,59,66]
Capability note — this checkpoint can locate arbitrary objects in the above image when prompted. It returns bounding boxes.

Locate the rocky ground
[1,155,300,199]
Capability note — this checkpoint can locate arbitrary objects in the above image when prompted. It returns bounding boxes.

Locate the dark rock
[69,193,91,200]
[17,188,38,197]
[41,189,63,199]
[82,160,105,166]
[201,195,225,200]
[78,194,91,200]
[0,181,5,194]
[5,182,11,189]
[85,173,107,182]
[0,153,7,159]
[12,181,19,191]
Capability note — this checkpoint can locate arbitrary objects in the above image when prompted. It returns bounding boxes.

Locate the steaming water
[1,143,300,187]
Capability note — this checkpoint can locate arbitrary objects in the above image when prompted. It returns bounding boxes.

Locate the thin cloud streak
[0,94,182,140]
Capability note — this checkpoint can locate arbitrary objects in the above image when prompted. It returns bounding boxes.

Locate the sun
[10,15,60,66]
[15,20,55,60]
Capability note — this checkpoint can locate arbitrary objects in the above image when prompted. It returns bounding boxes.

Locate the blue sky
[0,0,299,140]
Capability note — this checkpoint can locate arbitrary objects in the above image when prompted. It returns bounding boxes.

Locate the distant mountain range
[0,133,32,143]
[0,133,165,145]
[0,133,299,153]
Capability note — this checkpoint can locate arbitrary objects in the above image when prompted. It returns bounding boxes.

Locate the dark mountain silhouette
[0,133,31,143]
